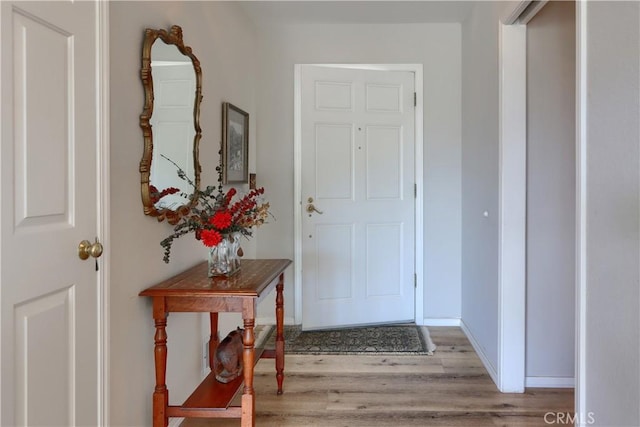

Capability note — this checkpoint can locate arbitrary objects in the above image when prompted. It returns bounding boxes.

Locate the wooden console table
[139,259,292,427]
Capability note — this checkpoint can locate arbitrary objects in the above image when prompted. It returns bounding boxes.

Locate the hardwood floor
[181,327,574,426]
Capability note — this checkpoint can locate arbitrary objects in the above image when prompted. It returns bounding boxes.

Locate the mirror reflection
[140,25,202,224]
[149,39,196,210]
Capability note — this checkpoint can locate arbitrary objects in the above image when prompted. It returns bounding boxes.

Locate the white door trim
[97,2,110,425]
[293,63,424,325]
[499,0,582,400]
[575,1,588,422]
[497,22,527,393]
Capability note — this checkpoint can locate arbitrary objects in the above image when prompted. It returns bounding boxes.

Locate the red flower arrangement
[160,155,270,263]
[196,187,268,249]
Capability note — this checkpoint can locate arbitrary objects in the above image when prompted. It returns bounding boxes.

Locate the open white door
[300,65,416,329]
[0,1,104,425]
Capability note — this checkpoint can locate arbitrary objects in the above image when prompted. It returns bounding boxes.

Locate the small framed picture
[222,102,249,184]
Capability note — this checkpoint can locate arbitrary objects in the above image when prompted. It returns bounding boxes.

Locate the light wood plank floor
[181,327,573,426]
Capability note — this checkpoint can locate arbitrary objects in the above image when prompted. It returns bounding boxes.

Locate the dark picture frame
[222,102,249,184]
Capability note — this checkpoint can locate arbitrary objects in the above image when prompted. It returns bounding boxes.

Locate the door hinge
[414,92,417,107]
[414,183,417,198]
[414,274,417,288]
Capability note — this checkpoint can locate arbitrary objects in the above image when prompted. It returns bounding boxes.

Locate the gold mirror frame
[139,25,202,224]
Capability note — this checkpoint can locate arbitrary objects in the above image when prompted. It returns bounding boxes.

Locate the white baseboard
[423,318,461,327]
[256,316,296,326]
[460,319,499,387]
[525,376,575,388]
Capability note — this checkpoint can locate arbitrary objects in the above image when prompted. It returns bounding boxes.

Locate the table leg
[209,312,219,371]
[241,316,255,427]
[275,272,285,395]
[152,307,168,427]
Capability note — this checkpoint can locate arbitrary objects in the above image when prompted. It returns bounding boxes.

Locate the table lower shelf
[166,347,266,419]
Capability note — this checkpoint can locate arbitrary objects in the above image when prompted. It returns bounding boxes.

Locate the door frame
[497,1,553,393]
[97,2,111,425]
[496,20,527,393]
[498,0,583,412]
[293,64,424,326]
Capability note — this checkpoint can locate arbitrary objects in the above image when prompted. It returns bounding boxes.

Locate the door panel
[1,2,101,425]
[366,126,402,199]
[366,223,403,297]
[315,123,354,199]
[316,224,354,300]
[366,83,402,112]
[13,10,72,227]
[15,288,74,426]
[301,65,415,329]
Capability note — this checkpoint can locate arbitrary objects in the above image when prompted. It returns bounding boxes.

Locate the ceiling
[238,1,476,25]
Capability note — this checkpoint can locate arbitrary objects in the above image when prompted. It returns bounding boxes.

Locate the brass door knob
[78,238,103,260]
[306,204,323,214]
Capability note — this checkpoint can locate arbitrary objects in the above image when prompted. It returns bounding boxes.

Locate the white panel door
[301,65,415,329]
[0,2,102,426]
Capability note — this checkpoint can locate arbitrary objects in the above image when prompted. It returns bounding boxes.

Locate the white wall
[108,2,258,425]
[460,2,504,371]
[108,11,462,425]
[525,0,575,385]
[582,2,640,425]
[252,23,463,323]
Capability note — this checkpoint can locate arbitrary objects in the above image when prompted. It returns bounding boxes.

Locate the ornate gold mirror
[140,25,202,224]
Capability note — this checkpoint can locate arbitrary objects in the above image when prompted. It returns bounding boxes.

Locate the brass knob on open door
[306,203,323,214]
[78,238,103,260]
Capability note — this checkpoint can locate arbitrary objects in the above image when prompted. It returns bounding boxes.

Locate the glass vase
[208,233,241,277]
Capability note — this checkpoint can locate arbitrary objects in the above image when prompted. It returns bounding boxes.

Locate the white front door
[301,65,416,329]
[1,2,103,425]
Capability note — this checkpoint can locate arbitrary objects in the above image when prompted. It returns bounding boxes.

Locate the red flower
[201,229,223,247]
[210,210,232,230]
